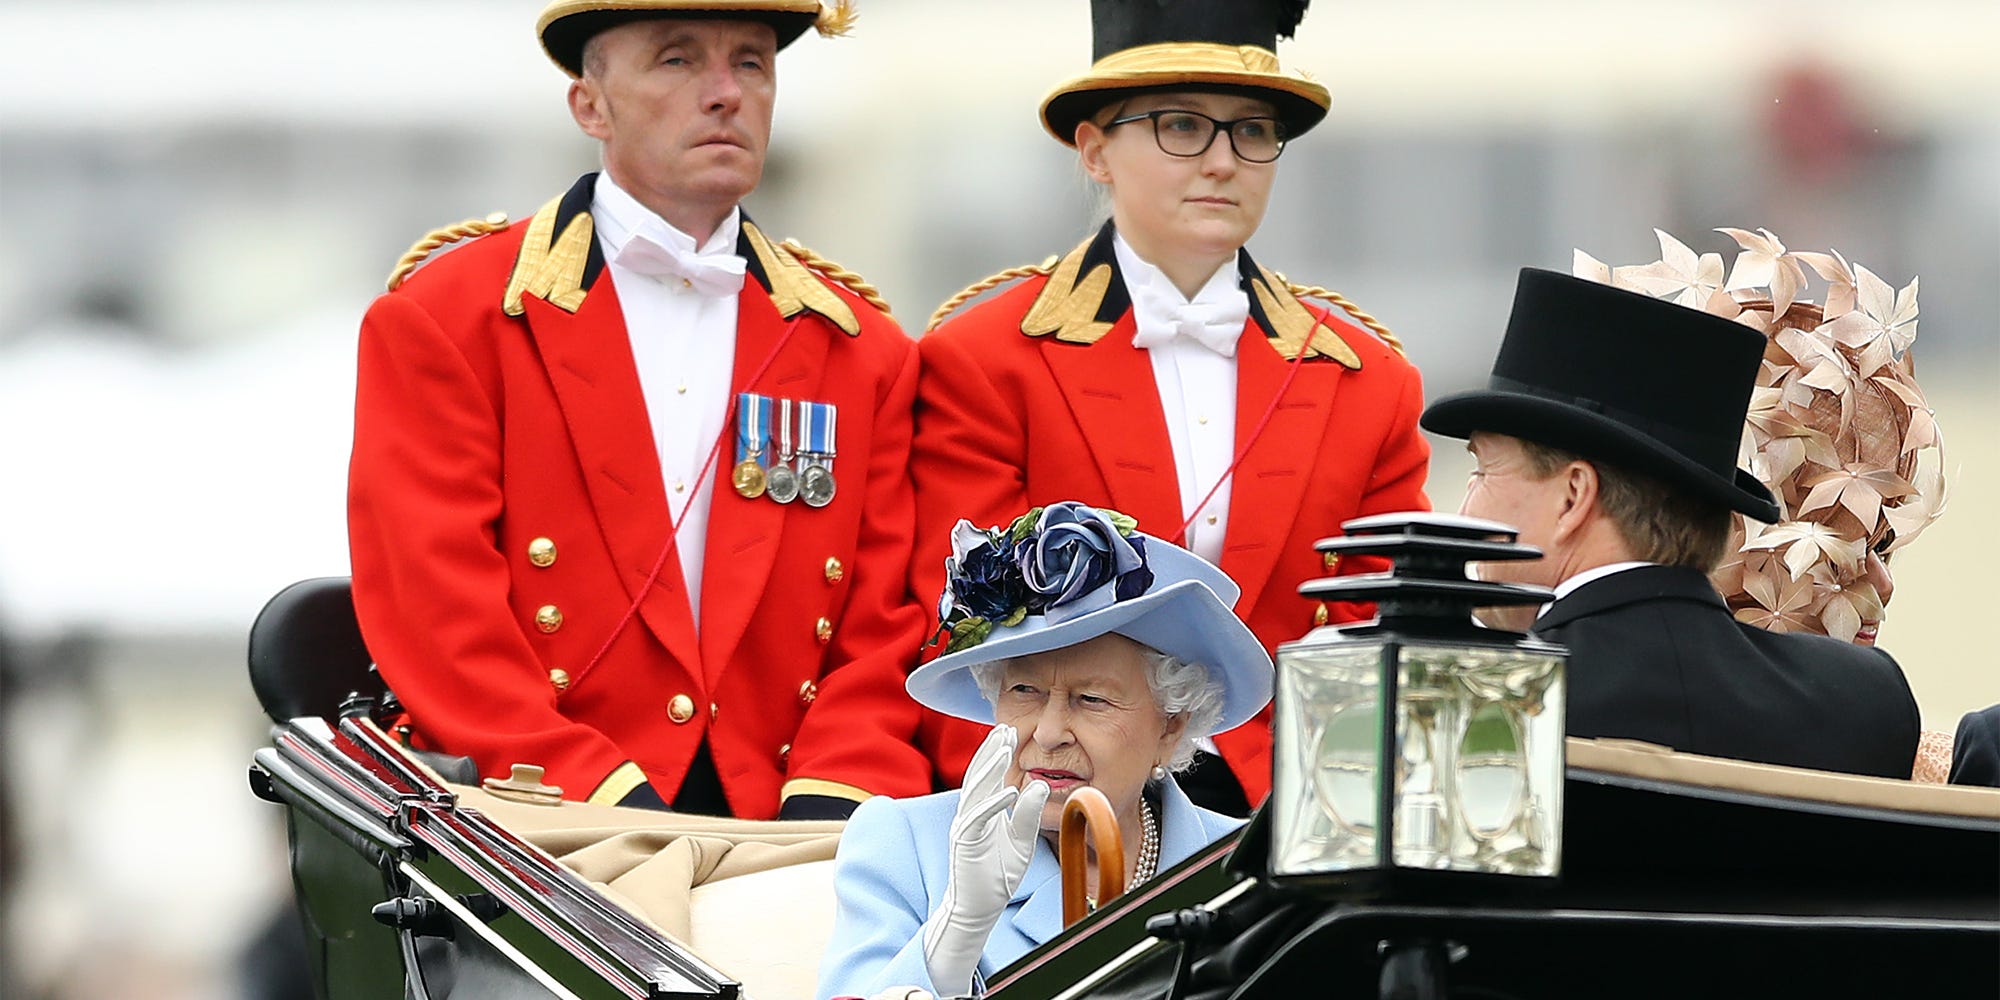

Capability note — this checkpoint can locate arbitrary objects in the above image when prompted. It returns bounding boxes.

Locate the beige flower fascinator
[1575,228,1946,644]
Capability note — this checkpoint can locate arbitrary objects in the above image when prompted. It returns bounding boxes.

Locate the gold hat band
[1040,42,1332,146]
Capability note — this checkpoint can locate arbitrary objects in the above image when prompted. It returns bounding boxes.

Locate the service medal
[801,463,836,507]
[766,463,800,504]
[767,397,801,504]
[798,400,838,508]
[732,392,774,499]
[732,459,768,499]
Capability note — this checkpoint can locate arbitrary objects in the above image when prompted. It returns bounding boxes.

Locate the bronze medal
[732,459,768,499]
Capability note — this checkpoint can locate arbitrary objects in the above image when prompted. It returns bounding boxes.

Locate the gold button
[815,617,833,644]
[778,743,791,764]
[673,480,687,494]
[1323,552,1342,572]
[798,680,818,705]
[1198,415,1210,425]
[484,211,509,226]
[668,694,696,724]
[676,383,688,395]
[709,701,719,721]
[549,668,571,693]
[535,605,564,633]
[1314,603,1330,626]
[528,537,558,568]
[681,278,693,289]
[1205,514,1218,525]
[824,556,845,584]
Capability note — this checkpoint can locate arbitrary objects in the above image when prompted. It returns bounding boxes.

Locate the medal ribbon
[735,392,770,464]
[805,401,836,473]
[778,397,795,463]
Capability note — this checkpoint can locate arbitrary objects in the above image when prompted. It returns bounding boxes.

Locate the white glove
[920,725,1051,998]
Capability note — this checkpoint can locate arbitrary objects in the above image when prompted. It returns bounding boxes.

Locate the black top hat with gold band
[1041,0,1331,146]
[537,0,853,78]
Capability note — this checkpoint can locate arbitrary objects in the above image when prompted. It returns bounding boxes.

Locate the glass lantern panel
[1271,640,1385,877]
[1393,642,1565,876]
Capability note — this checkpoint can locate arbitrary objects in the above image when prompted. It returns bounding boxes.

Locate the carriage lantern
[1269,512,1567,887]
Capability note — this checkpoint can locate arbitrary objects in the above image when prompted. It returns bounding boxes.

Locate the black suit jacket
[1534,565,1919,778]
[1948,705,2000,787]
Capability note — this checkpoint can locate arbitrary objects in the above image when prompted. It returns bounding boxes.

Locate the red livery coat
[349,175,929,817]
[909,224,1431,805]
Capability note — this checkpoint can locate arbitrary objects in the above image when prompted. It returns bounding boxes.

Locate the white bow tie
[1129,277,1247,358]
[615,230,747,299]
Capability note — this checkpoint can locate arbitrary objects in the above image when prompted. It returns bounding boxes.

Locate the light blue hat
[906,503,1273,736]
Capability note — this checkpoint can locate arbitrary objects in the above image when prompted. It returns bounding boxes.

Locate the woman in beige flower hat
[1576,228,1949,778]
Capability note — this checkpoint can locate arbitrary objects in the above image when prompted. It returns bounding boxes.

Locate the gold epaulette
[503,196,593,316]
[926,257,1062,332]
[1020,235,1114,344]
[386,212,510,291]
[1274,274,1406,360]
[779,237,895,319]
[741,223,865,336]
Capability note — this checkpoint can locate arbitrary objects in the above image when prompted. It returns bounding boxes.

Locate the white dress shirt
[1113,233,1245,567]
[591,173,745,627]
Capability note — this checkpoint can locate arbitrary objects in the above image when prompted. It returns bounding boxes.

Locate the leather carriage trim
[1021,233,1116,344]
[387,212,510,291]
[742,220,863,336]
[586,760,649,807]
[504,194,595,317]
[1250,262,1362,368]
[780,776,875,805]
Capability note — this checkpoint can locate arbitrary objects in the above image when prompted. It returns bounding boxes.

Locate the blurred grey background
[1,1,1995,996]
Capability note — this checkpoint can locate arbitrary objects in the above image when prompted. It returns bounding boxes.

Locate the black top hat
[537,1,834,78]
[1041,0,1330,146]
[1422,269,1783,523]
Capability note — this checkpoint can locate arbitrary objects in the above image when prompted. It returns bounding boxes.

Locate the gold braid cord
[386,212,509,291]
[1284,281,1406,357]
[778,238,894,319]
[926,258,1061,332]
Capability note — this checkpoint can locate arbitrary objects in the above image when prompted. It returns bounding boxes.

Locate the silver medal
[801,463,836,507]
[767,462,801,504]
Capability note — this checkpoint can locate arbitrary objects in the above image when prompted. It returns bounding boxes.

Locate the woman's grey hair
[969,646,1226,773]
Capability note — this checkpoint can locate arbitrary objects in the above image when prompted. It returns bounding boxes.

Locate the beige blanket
[450,785,845,943]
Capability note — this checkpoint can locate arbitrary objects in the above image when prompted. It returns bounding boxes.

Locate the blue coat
[815,780,1242,999]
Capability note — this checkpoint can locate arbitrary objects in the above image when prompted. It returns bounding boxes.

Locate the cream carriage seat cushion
[449,785,845,1000]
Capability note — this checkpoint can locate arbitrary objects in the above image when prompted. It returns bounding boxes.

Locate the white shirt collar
[1111,231,1241,310]
[1552,561,1656,602]
[592,171,741,261]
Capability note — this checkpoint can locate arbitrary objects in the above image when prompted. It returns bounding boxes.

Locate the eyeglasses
[1104,109,1289,163]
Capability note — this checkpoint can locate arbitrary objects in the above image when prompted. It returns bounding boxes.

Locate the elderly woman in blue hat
[815,503,1271,1000]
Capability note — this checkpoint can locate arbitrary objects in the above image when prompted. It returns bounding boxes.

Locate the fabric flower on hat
[1017,504,1151,621]
[934,502,1153,655]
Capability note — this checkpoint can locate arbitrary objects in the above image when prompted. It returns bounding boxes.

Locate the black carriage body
[251,713,740,1000]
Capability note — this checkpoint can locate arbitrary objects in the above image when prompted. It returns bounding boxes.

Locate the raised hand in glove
[920,724,1050,998]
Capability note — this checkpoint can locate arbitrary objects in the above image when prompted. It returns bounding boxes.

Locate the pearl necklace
[1135,796,1160,882]
[1088,798,1160,912]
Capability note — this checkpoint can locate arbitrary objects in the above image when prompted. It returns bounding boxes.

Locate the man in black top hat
[1421,269,1919,779]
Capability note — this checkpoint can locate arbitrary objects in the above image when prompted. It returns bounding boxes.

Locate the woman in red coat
[909,0,1431,815]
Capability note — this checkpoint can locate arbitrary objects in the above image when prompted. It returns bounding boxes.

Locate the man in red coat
[347,0,927,820]
[909,0,1431,814]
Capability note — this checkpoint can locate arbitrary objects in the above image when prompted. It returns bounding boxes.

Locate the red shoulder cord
[1169,303,1332,548]
[571,313,810,689]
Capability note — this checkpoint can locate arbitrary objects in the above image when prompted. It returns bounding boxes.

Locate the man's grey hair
[969,646,1226,773]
